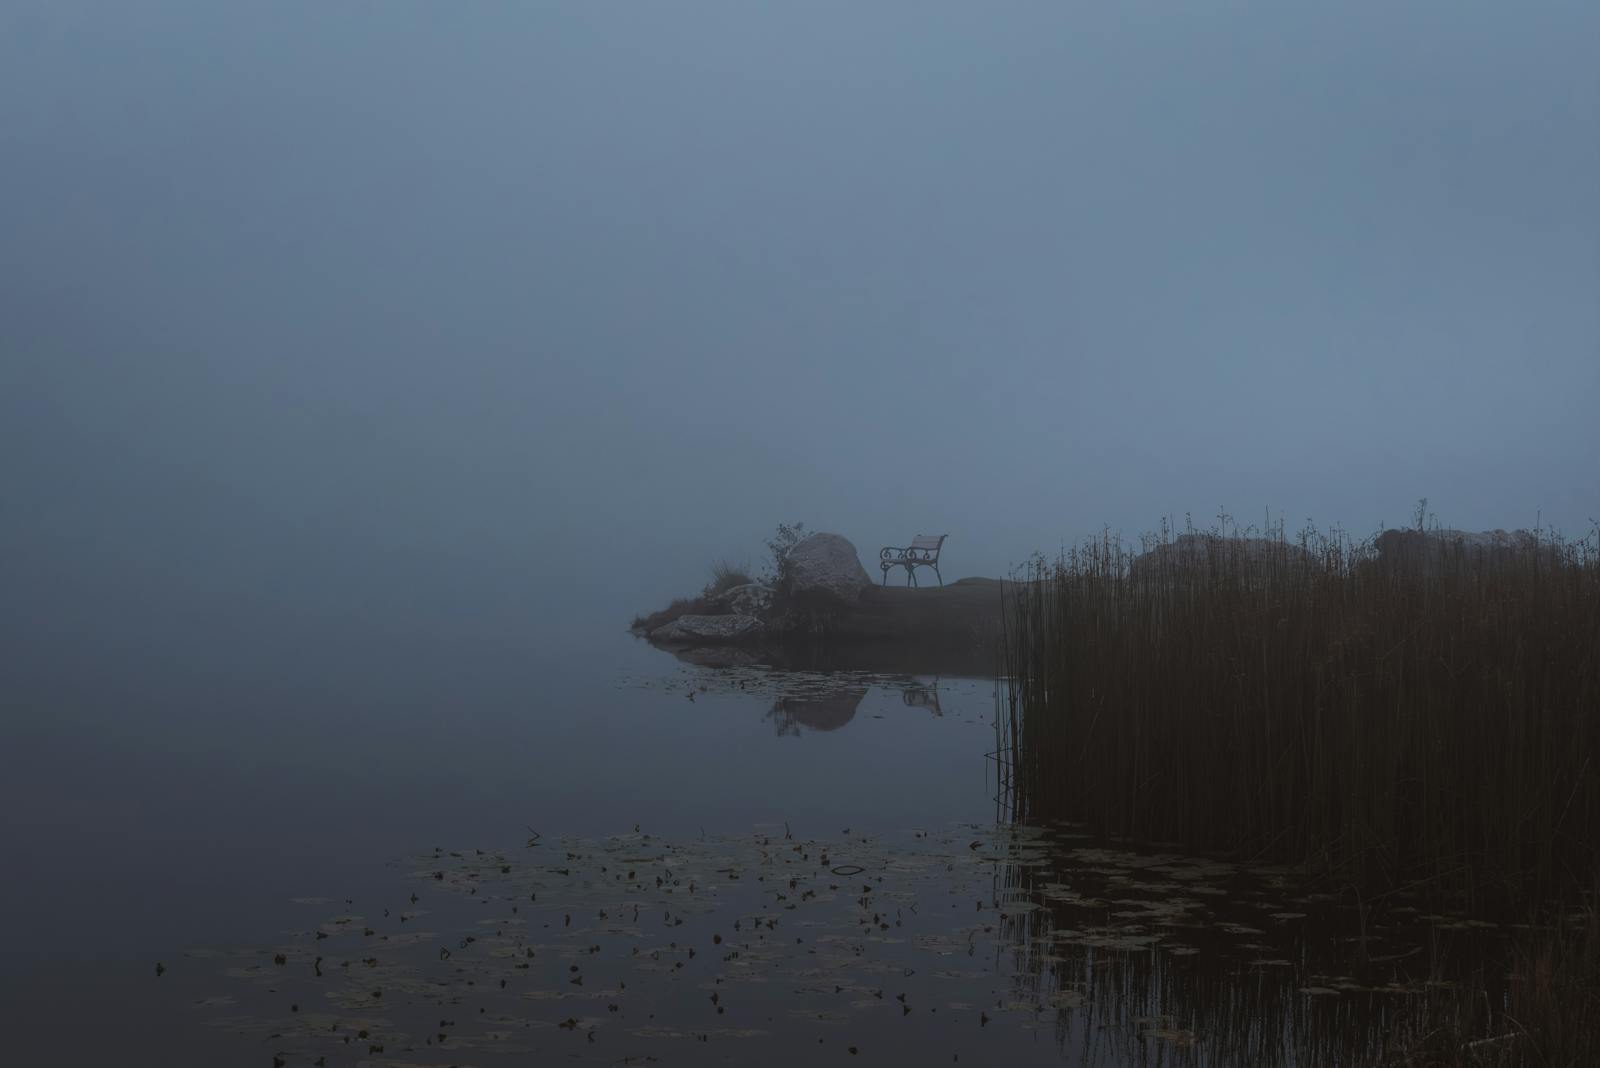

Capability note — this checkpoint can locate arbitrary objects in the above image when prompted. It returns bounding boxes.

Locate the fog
[3,10,1599,1063]
[4,1,1597,647]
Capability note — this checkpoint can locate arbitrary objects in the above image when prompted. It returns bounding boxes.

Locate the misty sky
[4,1,1597,633]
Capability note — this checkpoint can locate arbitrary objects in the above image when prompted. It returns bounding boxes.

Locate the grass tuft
[629,559,757,634]
[704,559,754,598]
[630,595,714,634]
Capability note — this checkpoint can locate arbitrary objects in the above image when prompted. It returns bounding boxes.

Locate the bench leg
[934,565,942,587]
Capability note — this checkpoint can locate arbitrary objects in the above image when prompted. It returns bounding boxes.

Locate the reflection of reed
[979,827,1485,1066]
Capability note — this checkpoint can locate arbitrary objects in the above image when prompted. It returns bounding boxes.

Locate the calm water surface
[2,592,1002,1065]
[2,590,1475,1066]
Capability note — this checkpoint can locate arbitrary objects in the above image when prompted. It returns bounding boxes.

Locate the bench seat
[879,534,947,586]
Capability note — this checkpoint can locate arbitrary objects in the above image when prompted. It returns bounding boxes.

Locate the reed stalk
[1000,517,1600,912]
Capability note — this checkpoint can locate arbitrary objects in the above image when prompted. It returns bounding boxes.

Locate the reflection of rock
[768,687,867,735]
[784,533,873,605]
[667,645,768,669]
[1129,534,1311,586]
[651,614,763,644]
[656,636,999,677]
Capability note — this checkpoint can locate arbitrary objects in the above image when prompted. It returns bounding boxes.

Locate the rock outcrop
[782,533,873,605]
[710,582,774,618]
[650,613,764,644]
[633,532,1004,663]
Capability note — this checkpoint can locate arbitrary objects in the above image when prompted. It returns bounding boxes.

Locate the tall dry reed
[1001,518,1600,911]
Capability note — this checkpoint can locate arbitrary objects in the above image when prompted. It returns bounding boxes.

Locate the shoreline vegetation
[629,559,756,635]
[635,577,1013,676]
[630,522,1012,666]
[631,512,1600,1060]
[631,522,805,635]
[1001,512,1600,1065]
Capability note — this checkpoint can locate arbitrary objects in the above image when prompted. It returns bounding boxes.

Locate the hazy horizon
[5,6,1599,1064]
[5,1,1597,634]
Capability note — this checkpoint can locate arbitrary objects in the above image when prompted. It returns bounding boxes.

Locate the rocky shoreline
[633,525,1563,663]
[631,532,1011,670]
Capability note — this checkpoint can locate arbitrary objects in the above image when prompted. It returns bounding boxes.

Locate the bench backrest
[911,534,946,553]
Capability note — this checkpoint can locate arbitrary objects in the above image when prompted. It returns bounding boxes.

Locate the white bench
[879,534,947,587]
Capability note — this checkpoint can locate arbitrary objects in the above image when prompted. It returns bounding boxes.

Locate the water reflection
[901,679,943,716]
[656,636,1000,678]
[164,823,1494,1066]
[983,827,1502,1066]
[765,679,947,735]
[767,686,867,734]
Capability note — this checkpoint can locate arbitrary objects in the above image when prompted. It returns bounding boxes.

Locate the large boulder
[1129,534,1312,587]
[783,533,873,605]
[1373,528,1557,577]
[650,613,763,644]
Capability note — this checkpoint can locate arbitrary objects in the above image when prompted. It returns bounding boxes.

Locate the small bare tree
[762,521,807,588]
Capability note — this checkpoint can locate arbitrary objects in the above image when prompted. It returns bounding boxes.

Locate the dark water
[149,820,1490,1068]
[1,592,1002,1066]
[2,593,1483,1066]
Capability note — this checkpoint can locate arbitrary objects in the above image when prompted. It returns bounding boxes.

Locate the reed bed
[1000,519,1600,912]
[1384,899,1600,1066]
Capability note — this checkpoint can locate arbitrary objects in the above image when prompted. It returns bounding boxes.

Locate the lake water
[2,593,1482,1065]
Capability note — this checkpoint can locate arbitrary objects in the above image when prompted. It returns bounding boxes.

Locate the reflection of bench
[879,534,947,586]
[901,682,942,716]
